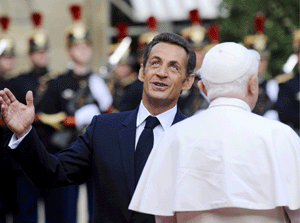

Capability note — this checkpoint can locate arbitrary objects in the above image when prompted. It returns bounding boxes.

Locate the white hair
[202,54,260,101]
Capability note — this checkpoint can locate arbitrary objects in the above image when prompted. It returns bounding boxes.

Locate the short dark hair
[142,32,196,76]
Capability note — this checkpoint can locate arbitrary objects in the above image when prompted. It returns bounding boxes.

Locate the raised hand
[0,88,35,138]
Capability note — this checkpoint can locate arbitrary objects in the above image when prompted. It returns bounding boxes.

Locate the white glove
[75,104,100,130]
[89,74,113,111]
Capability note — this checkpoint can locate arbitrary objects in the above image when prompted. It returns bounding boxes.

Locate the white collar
[137,100,177,131]
[208,97,251,112]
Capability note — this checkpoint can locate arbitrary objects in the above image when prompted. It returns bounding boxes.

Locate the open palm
[0,88,35,138]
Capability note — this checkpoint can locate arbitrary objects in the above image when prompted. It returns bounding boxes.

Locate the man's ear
[197,80,207,96]
[248,74,258,95]
[182,74,195,91]
[138,64,145,82]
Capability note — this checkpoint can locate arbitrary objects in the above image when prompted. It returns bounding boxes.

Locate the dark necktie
[135,116,160,185]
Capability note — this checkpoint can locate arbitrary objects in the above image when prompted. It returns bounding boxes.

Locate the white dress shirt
[129,97,300,222]
[135,100,177,149]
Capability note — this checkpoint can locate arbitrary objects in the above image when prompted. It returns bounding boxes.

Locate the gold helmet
[181,9,207,50]
[0,15,15,57]
[138,16,159,53]
[244,12,269,58]
[66,4,91,49]
[28,12,50,53]
[293,29,300,53]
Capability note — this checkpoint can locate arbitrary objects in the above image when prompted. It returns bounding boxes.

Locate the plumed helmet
[66,4,91,49]
[28,12,50,54]
[180,9,207,50]
[243,12,269,59]
[0,15,15,57]
[138,16,159,54]
[203,24,220,52]
[107,21,131,65]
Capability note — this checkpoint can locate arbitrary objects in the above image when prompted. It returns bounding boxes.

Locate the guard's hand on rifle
[0,88,35,139]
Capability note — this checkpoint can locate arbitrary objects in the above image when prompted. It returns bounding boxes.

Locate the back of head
[142,32,196,76]
[199,42,260,101]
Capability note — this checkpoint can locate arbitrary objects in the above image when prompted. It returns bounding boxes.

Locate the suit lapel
[172,107,186,125]
[119,108,138,197]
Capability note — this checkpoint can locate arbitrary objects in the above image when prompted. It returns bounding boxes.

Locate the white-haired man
[129,42,300,223]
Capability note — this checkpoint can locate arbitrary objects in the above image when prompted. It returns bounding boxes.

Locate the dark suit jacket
[9,106,186,223]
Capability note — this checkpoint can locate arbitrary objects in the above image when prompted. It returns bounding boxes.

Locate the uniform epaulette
[275,72,295,84]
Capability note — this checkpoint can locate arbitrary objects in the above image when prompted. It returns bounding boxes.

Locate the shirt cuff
[8,126,32,149]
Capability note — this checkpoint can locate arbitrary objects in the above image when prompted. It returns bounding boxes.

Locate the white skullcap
[199,42,260,84]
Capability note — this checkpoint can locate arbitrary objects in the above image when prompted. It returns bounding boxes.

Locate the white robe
[129,97,300,222]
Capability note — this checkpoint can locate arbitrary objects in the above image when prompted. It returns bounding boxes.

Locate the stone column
[84,0,109,72]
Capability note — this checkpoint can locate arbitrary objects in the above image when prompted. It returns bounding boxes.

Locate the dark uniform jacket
[10,67,59,154]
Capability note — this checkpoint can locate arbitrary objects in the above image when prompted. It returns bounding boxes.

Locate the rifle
[99,36,132,79]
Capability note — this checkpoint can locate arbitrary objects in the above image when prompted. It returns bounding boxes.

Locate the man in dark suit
[0,32,196,223]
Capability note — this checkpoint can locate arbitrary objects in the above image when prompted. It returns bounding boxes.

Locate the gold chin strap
[38,112,67,130]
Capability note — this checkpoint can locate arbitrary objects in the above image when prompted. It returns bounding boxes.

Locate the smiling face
[139,42,194,114]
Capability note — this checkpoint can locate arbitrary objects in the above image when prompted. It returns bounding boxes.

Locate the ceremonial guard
[9,11,82,222]
[179,9,210,116]
[243,13,279,119]
[276,29,300,134]
[37,4,113,222]
[0,15,19,223]
[119,16,159,112]
[105,22,139,111]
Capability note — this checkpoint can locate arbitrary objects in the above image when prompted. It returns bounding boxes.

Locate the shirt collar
[209,97,251,112]
[137,100,178,131]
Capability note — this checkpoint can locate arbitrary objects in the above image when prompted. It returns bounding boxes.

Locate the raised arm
[0,88,35,138]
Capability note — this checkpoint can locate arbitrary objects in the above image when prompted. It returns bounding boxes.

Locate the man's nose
[156,65,168,77]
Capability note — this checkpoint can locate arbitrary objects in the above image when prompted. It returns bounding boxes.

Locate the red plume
[116,21,128,41]
[70,4,82,21]
[189,9,201,24]
[254,13,265,34]
[0,16,10,32]
[31,12,42,28]
[147,16,157,31]
[208,24,219,43]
